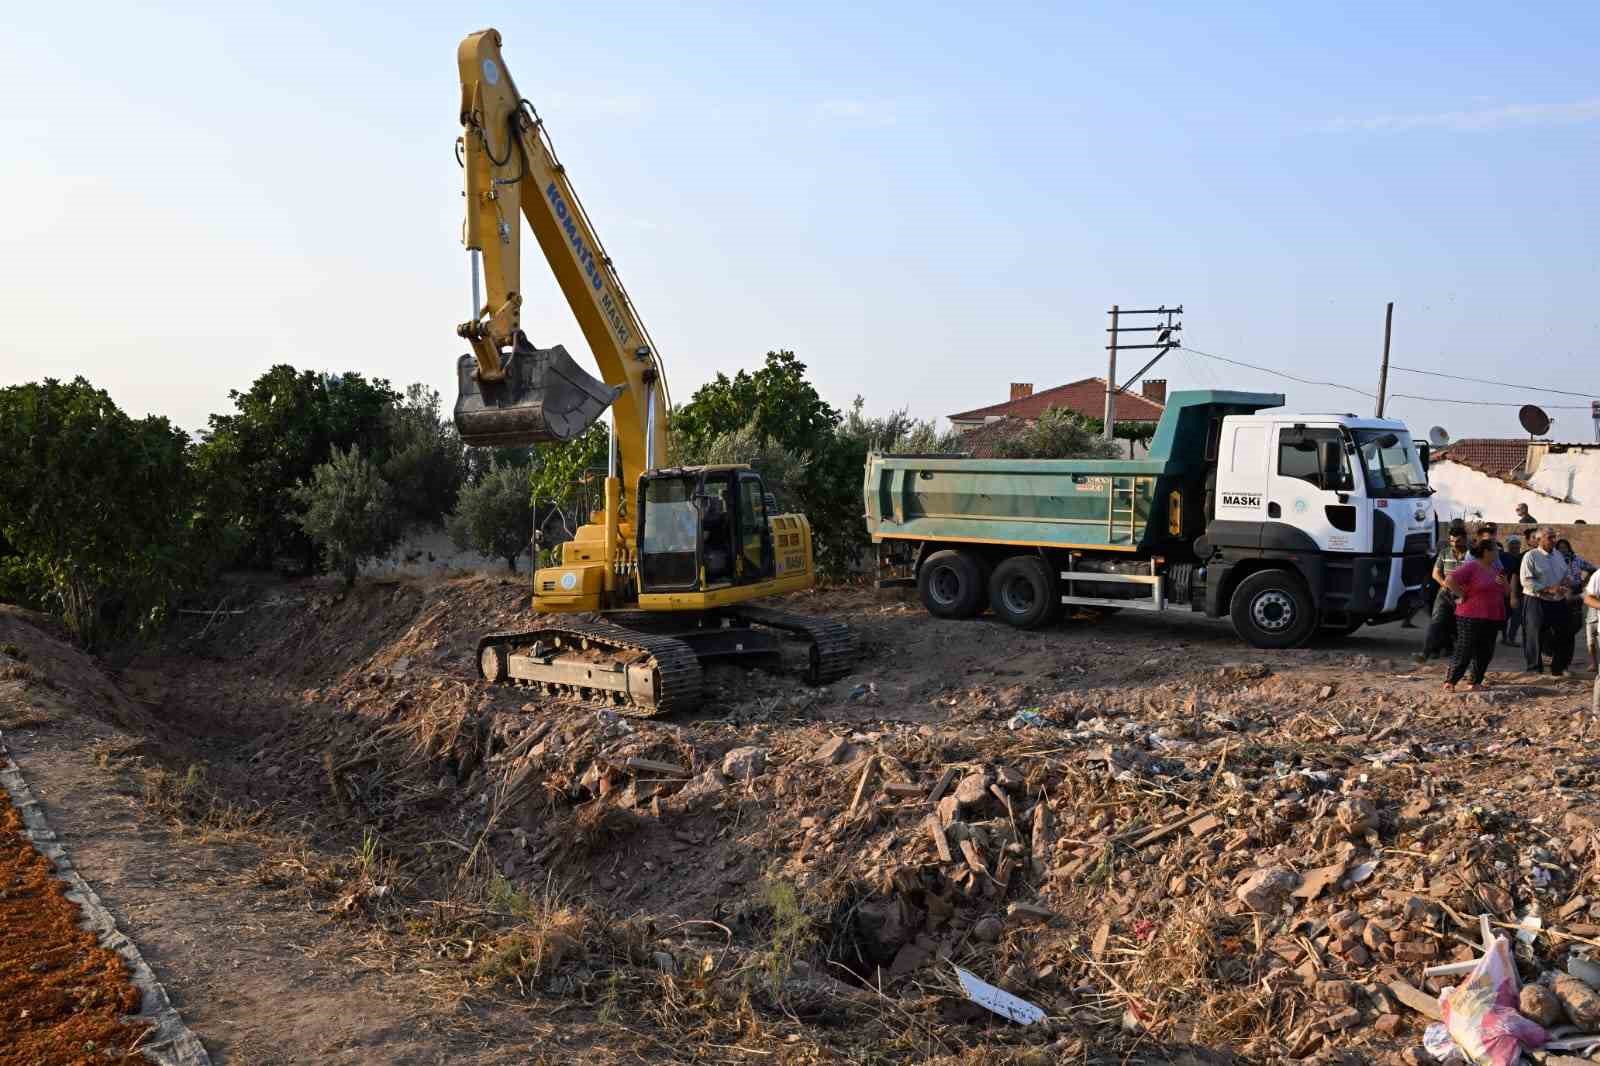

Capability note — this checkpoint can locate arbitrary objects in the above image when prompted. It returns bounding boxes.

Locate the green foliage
[671,350,838,459]
[446,460,534,572]
[839,398,962,456]
[0,378,198,646]
[988,406,1121,460]
[527,423,611,510]
[288,445,402,585]
[382,384,465,526]
[196,366,399,573]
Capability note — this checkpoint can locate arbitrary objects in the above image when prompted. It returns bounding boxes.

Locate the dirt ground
[2,578,1598,1065]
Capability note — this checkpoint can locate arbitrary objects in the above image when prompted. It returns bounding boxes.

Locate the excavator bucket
[454,337,621,447]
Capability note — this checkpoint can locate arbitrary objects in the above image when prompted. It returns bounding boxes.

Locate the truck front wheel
[1229,570,1317,649]
[919,550,984,619]
[988,556,1059,630]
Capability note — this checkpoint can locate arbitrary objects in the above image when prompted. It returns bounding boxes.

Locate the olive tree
[289,445,402,585]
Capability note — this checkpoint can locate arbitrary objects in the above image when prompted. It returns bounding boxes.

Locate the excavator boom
[454,27,668,485]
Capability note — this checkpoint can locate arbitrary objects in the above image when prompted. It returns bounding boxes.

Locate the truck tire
[988,556,1058,630]
[1229,570,1317,649]
[919,550,983,619]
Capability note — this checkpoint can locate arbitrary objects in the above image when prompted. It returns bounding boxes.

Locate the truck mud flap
[454,337,621,447]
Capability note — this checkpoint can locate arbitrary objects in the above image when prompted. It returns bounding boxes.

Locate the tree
[289,446,401,586]
[671,350,839,459]
[382,384,465,526]
[446,461,535,572]
[196,366,399,572]
[0,378,197,646]
[989,406,1120,460]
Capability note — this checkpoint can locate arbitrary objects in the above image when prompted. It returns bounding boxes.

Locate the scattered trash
[1436,937,1548,1066]
[952,965,1045,1025]
[1007,709,1052,730]
[594,708,633,736]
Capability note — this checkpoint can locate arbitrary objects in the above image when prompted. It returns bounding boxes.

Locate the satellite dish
[1518,404,1552,437]
[1428,426,1450,447]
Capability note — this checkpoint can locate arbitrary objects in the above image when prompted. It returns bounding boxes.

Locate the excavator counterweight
[453,335,619,448]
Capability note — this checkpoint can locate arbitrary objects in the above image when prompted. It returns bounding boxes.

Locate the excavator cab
[453,332,620,448]
[637,467,775,594]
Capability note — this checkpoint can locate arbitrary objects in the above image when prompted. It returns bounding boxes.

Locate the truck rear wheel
[919,550,983,619]
[988,556,1058,630]
[1229,570,1317,649]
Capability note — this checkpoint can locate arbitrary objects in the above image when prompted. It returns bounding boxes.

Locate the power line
[1180,346,1594,409]
[1389,392,1592,410]
[1178,347,1376,398]
[1390,365,1600,400]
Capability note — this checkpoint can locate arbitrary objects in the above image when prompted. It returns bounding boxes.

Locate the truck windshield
[1353,430,1430,497]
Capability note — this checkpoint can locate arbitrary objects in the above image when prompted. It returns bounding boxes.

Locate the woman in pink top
[1443,541,1509,691]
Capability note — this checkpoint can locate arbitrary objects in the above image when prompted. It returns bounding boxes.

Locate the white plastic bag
[1439,936,1547,1066]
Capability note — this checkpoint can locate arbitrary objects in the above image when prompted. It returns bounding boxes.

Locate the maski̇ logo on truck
[544,182,632,346]
[1220,493,1262,509]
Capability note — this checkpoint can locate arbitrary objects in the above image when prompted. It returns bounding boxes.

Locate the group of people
[1412,513,1599,700]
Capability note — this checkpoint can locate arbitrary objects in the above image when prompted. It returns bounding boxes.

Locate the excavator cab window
[698,473,735,586]
[737,474,774,582]
[639,476,700,590]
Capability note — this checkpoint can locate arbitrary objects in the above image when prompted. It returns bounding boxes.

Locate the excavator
[450,28,854,715]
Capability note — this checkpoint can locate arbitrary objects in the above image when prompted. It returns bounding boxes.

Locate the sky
[2,1,1597,443]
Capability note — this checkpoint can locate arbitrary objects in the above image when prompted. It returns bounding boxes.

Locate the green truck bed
[863,390,1284,553]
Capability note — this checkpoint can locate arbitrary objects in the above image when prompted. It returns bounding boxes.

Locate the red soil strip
[0,787,149,1065]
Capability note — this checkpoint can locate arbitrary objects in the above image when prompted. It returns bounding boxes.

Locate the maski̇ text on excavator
[449,28,855,716]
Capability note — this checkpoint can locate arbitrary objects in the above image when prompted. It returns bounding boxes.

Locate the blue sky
[2,1,1596,441]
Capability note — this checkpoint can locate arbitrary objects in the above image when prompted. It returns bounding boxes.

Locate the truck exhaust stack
[453,336,621,448]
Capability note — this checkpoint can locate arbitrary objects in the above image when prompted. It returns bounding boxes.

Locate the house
[947,378,1168,434]
[1429,438,1599,526]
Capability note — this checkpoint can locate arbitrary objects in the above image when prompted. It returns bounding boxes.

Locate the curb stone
[0,729,212,1066]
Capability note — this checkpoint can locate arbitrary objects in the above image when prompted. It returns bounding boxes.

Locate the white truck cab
[1205,413,1435,640]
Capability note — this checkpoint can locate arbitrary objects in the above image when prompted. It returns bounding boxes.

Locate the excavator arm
[454,27,669,491]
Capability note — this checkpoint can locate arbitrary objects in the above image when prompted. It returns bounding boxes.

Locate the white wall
[1528,452,1600,509]
[1429,460,1591,524]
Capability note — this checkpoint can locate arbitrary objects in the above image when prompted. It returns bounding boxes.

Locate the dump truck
[864,390,1437,648]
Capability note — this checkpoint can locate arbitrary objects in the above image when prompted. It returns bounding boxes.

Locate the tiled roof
[955,417,1030,458]
[949,377,1164,424]
[1432,438,1528,479]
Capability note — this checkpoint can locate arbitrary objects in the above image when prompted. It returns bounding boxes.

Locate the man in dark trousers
[1421,525,1469,661]
[1500,533,1525,645]
[1521,527,1576,676]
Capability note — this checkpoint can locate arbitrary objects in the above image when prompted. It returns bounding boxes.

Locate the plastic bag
[1439,936,1547,1066]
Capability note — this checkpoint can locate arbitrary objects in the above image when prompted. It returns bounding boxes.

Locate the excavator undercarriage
[475,608,855,717]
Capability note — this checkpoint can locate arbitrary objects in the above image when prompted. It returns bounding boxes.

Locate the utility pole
[1375,301,1393,418]
[1104,304,1182,441]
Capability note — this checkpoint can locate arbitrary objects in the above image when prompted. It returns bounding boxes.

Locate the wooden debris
[1129,807,1218,849]
[927,767,960,804]
[849,756,878,817]
[883,782,925,798]
[926,818,953,863]
[623,757,691,779]
[959,838,988,875]
[1386,979,1443,1022]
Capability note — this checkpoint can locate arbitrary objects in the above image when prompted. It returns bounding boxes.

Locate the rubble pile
[169,577,1600,1062]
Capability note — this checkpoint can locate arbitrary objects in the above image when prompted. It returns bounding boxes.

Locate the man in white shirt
[1521,528,1576,676]
[1586,569,1600,713]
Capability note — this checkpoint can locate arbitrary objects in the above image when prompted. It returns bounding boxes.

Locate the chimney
[1141,378,1168,406]
[1009,382,1034,402]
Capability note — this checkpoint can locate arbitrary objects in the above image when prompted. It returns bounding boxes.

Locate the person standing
[1501,534,1525,645]
[1585,568,1600,711]
[1521,527,1576,676]
[1516,503,1538,526]
[1443,541,1508,691]
[1421,527,1469,661]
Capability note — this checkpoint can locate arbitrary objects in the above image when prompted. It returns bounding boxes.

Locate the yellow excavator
[451,28,854,715]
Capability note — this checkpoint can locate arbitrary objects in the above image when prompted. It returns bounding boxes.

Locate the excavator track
[475,619,702,718]
[726,605,857,684]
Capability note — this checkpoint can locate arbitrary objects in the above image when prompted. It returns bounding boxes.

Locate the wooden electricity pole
[1375,301,1394,418]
